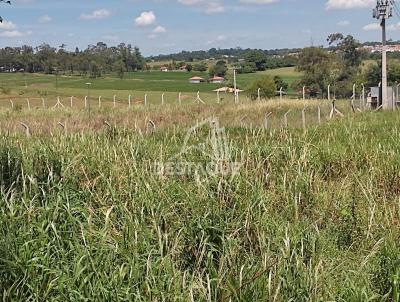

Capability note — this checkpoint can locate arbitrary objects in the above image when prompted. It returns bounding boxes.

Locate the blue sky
[0,0,398,55]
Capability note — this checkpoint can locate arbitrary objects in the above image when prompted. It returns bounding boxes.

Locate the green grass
[1,102,400,300]
[0,68,302,99]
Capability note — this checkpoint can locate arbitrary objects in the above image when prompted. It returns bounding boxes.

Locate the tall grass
[1,109,400,301]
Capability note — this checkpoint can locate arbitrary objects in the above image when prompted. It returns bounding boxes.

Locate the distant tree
[113,59,126,79]
[327,33,362,68]
[193,63,207,72]
[186,63,193,72]
[296,47,338,97]
[245,50,267,71]
[209,60,227,77]
[273,76,288,91]
[247,75,277,100]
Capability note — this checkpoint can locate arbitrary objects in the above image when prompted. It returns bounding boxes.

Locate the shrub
[246,75,277,100]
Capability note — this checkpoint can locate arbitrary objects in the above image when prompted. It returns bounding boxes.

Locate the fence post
[9,99,13,109]
[317,106,321,124]
[279,87,283,101]
[42,98,46,109]
[70,96,73,108]
[283,110,290,128]
[113,95,116,108]
[178,92,181,105]
[26,99,31,110]
[303,86,306,101]
[328,84,331,101]
[144,94,147,106]
[302,107,306,130]
[352,83,356,108]
[98,96,102,108]
[84,96,88,108]
[264,112,272,130]
[128,95,131,108]
[361,83,365,110]
[258,88,261,102]
[20,122,30,137]
[217,90,220,104]
[162,93,165,105]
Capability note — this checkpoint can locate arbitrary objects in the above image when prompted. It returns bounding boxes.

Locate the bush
[246,75,277,100]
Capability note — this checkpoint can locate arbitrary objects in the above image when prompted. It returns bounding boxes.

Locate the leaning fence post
[113,95,116,108]
[98,96,102,108]
[20,122,30,137]
[9,99,13,109]
[26,99,31,110]
[283,110,290,128]
[264,112,272,130]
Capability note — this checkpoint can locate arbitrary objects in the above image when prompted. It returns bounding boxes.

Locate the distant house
[160,66,169,72]
[210,76,225,84]
[189,76,205,84]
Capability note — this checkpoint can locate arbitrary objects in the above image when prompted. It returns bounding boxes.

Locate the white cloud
[177,0,225,14]
[337,20,350,26]
[80,9,111,20]
[0,30,24,38]
[38,15,52,23]
[0,20,17,30]
[326,0,375,10]
[239,0,278,4]
[363,23,380,31]
[135,11,156,26]
[153,26,167,33]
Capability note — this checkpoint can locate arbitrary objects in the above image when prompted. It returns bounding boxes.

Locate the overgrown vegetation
[1,107,400,301]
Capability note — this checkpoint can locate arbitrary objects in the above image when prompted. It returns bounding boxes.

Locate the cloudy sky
[1,0,399,55]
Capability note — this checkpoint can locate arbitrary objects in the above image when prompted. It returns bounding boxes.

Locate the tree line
[292,33,400,98]
[0,42,146,78]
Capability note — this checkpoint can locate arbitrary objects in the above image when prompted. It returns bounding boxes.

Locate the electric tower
[373,0,393,110]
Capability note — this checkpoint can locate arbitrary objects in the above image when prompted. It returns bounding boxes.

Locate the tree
[245,50,267,71]
[193,63,207,72]
[247,75,277,100]
[296,47,338,97]
[113,59,126,79]
[273,76,288,90]
[327,33,362,68]
[209,60,227,77]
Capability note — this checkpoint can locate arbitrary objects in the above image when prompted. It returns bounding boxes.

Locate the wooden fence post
[283,110,290,128]
[113,95,116,108]
[145,94,148,106]
[26,99,31,110]
[42,98,46,109]
[9,99,13,109]
[264,112,272,130]
[98,96,102,108]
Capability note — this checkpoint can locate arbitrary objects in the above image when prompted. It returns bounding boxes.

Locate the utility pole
[233,68,238,104]
[374,0,393,110]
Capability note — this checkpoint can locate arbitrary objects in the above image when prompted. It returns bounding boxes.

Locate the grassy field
[1,97,400,300]
[0,67,301,100]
